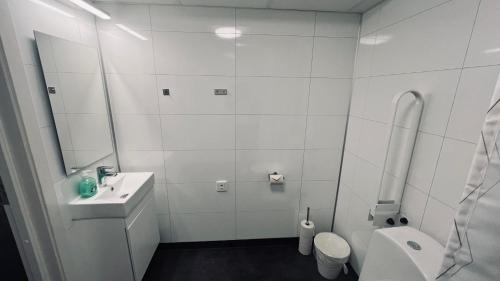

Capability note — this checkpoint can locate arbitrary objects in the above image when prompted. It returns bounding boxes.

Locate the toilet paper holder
[268,172,284,184]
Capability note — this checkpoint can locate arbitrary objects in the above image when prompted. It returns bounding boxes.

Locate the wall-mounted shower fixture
[369,90,424,227]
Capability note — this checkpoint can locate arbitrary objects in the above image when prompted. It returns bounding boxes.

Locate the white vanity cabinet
[125,190,160,281]
[68,186,159,281]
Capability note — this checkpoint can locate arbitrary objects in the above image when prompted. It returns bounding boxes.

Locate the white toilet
[359,226,444,281]
[313,232,351,280]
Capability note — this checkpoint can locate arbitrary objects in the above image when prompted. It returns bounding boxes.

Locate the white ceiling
[93,0,384,13]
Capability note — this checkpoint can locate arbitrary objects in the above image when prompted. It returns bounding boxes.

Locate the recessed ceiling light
[29,0,75,18]
[68,0,110,20]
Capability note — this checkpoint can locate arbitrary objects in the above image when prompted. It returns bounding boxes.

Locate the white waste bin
[314,232,351,280]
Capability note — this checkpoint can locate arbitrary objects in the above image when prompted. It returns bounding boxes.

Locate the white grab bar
[370,90,424,225]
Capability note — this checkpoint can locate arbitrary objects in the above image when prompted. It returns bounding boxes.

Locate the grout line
[233,7,238,239]
[296,12,317,229]
[103,73,354,79]
[150,29,357,39]
[147,3,174,241]
[418,0,483,230]
[355,66,463,79]
[112,113,348,117]
[359,0,453,38]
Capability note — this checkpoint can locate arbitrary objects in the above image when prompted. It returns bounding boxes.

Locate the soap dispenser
[79,170,97,198]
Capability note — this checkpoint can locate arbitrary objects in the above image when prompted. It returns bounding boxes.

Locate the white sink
[70,172,154,219]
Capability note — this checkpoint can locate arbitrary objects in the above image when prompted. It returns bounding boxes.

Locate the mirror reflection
[34,31,113,175]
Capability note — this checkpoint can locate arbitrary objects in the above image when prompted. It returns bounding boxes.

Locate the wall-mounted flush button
[214,89,227,95]
[162,89,170,96]
[48,87,56,94]
[216,180,228,192]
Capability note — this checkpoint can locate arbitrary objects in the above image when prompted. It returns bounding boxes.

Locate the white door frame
[0,7,66,280]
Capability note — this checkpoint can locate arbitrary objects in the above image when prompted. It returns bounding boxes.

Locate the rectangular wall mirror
[34,31,114,175]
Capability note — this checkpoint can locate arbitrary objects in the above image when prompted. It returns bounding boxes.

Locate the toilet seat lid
[314,232,350,259]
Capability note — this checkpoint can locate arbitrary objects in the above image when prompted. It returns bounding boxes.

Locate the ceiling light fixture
[68,0,110,20]
[30,0,75,18]
[116,24,148,41]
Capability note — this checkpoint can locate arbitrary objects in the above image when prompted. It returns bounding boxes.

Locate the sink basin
[70,172,154,219]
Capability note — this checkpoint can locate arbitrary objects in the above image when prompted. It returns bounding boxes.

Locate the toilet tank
[359,226,444,281]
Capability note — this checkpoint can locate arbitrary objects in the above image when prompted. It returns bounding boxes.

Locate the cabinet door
[126,194,160,281]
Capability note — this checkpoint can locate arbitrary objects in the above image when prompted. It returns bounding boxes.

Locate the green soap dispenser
[79,170,97,198]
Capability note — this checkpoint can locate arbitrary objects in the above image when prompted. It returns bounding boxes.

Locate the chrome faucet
[96,166,117,185]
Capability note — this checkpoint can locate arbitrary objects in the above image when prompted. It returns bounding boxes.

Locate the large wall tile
[157,214,172,243]
[349,78,369,117]
[151,5,234,32]
[364,70,460,136]
[236,150,304,181]
[344,116,363,154]
[114,115,162,150]
[107,74,159,114]
[421,198,455,245]
[162,115,235,150]
[99,29,154,74]
[339,152,356,189]
[171,212,236,242]
[315,12,360,38]
[360,4,381,36]
[464,0,500,67]
[298,208,334,233]
[236,35,313,77]
[235,77,309,115]
[96,4,356,244]
[154,183,169,214]
[236,9,315,36]
[7,0,81,66]
[430,138,475,208]
[446,66,500,143]
[308,78,351,115]
[153,32,235,75]
[157,75,235,114]
[96,3,151,31]
[312,37,356,78]
[370,0,480,75]
[305,116,346,149]
[354,37,375,77]
[236,210,298,239]
[165,150,235,183]
[357,119,389,166]
[376,0,450,30]
[302,149,342,181]
[407,132,443,194]
[236,181,300,211]
[236,115,306,149]
[400,184,427,228]
[119,150,165,182]
[300,181,337,210]
[168,182,235,213]
[351,158,382,205]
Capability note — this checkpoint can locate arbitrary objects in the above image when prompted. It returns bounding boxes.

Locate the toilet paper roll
[298,219,315,255]
[269,174,284,184]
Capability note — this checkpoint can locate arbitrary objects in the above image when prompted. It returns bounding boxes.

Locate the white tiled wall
[335,0,500,274]
[96,3,359,242]
[4,1,117,280]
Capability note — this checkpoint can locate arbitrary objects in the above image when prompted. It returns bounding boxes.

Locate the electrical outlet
[216,180,227,192]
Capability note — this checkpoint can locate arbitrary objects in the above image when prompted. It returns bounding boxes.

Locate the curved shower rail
[370,90,424,226]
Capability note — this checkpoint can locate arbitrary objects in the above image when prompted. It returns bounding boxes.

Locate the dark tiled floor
[143,238,358,281]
